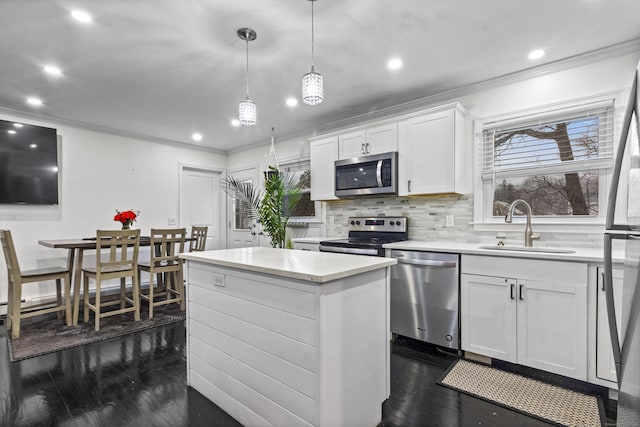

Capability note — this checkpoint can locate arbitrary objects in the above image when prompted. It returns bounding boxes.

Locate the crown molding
[304,38,640,137]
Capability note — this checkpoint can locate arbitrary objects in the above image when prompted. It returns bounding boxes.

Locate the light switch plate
[168,218,176,225]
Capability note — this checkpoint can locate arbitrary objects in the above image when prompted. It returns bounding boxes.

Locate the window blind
[482,105,614,179]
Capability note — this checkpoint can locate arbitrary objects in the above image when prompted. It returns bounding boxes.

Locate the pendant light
[238,27,257,126]
[302,0,323,105]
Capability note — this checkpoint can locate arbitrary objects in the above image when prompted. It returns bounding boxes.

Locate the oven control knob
[356,221,361,225]
[389,221,395,226]
[350,220,355,225]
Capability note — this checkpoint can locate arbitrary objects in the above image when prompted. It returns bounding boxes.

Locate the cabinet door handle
[361,143,366,155]
[600,271,606,291]
[519,284,524,301]
[510,283,515,300]
[408,180,412,193]
[366,142,370,154]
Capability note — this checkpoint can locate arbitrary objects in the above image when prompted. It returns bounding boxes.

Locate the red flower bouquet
[114,209,138,229]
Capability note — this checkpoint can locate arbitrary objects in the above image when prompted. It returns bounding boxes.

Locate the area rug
[438,359,604,427]
[7,303,185,361]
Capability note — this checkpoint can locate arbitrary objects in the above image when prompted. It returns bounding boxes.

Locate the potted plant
[223,166,302,248]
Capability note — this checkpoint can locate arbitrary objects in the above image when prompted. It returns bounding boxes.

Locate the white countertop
[181,246,396,283]
[383,240,624,263]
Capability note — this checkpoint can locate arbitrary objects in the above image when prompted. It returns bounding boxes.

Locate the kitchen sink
[477,245,576,254]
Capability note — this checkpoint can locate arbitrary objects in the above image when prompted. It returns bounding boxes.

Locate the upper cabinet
[398,103,471,196]
[309,102,470,200]
[310,136,339,201]
[338,123,398,159]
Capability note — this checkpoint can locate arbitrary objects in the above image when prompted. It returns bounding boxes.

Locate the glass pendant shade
[302,66,323,105]
[238,97,256,126]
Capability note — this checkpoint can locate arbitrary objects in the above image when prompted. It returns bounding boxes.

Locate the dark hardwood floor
[0,320,604,426]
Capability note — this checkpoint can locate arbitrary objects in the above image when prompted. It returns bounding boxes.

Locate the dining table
[38,236,193,326]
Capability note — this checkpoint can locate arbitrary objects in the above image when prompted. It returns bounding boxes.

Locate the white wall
[227,135,310,172]
[0,113,226,303]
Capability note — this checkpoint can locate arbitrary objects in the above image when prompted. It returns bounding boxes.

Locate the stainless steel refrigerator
[604,59,640,426]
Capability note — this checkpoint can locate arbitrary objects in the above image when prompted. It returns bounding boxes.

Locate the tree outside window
[483,105,613,218]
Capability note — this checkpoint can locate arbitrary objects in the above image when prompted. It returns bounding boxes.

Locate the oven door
[335,152,397,197]
[319,245,383,256]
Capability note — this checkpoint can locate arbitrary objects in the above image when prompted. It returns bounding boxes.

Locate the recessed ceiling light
[26,97,43,107]
[191,132,203,141]
[13,123,23,128]
[30,144,38,149]
[528,49,545,60]
[231,119,241,127]
[71,9,92,24]
[286,97,298,107]
[388,58,403,70]
[43,65,62,76]
[7,130,16,134]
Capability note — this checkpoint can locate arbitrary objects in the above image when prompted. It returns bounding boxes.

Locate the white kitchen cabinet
[461,255,588,380]
[461,274,517,362]
[596,266,624,383]
[310,136,338,201]
[397,103,470,196]
[338,123,397,159]
[293,241,320,251]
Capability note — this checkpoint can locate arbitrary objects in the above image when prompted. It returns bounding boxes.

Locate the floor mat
[7,303,185,361]
[438,359,604,427]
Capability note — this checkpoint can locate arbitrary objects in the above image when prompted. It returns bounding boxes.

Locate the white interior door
[179,165,224,250]
[227,165,260,248]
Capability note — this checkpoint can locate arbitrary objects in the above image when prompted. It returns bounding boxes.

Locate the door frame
[178,162,226,249]
[226,164,261,248]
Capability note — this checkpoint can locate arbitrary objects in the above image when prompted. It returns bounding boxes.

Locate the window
[481,101,614,221]
[280,159,318,220]
[233,178,254,230]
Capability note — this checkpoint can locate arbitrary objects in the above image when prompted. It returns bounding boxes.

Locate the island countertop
[180,246,396,283]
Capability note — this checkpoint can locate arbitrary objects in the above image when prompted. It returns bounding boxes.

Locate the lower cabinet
[292,241,320,251]
[461,256,588,381]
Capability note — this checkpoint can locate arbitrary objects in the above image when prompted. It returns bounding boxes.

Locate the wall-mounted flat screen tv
[0,120,59,205]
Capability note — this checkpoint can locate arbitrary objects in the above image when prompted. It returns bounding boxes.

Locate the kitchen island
[180,247,396,427]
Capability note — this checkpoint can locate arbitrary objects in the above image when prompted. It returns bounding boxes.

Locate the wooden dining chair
[138,228,186,318]
[82,229,141,331]
[1,229,71,338]
[189,226,208,252]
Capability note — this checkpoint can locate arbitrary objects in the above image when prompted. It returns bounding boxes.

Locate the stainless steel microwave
[335,151,398,197]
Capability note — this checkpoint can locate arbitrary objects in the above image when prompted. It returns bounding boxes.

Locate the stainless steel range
[319,216,408,257]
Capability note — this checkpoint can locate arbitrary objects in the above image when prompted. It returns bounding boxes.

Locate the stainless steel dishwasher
[390,250,459,349]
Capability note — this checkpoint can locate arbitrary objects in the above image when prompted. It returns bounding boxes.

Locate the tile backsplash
[322,194,604,248]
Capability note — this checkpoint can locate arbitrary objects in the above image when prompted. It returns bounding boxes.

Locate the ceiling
[1,0,640,153]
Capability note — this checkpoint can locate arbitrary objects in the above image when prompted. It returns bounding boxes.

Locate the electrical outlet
[168,218,176,225]
[213,274,225,287]
[445,215,454,228]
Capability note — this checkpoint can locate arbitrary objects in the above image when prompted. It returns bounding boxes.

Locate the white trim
[474,91,627,227]
[481,97,616,129]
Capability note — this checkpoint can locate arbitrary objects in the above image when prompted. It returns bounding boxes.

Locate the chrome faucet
[505,199,538,247]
